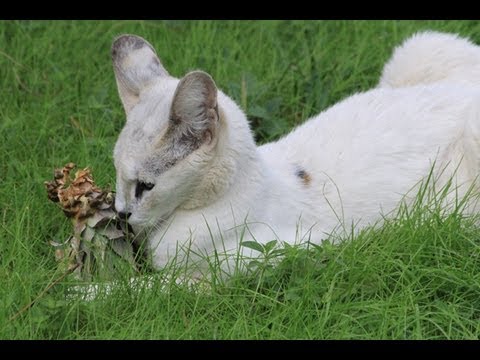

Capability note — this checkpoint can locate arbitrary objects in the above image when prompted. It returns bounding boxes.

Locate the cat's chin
[129,222,156,244]
[126,215,151,235]
[128,212,170,235]
[130,223,146,235]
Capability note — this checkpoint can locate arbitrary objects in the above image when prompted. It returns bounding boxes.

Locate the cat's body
[112,31,480,271]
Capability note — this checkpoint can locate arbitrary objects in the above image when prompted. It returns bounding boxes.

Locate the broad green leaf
[240,241,265,253]
[264,240,278,253]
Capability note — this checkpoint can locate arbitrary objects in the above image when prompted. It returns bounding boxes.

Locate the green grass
[2,20,480,339]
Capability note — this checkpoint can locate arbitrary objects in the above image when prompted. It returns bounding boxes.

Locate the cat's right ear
[111,34,169,115]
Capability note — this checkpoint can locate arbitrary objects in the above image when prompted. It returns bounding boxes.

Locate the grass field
[2,20,480,340]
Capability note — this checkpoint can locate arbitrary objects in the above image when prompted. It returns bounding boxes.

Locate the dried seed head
[45,163,140,281]
[45,163,115,222]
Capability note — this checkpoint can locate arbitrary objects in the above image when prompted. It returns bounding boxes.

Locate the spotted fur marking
[295,167,312,186]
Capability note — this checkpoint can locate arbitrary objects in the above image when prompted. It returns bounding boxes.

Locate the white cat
[112,31,480,272]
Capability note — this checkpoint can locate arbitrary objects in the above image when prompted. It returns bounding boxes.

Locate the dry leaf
[45,163,141,281]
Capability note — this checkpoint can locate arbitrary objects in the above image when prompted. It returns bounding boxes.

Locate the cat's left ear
[112,34,169,115]
[169,71,219,146]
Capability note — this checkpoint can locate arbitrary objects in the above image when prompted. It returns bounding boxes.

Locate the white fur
[379,31,480,88]
[112,32,480,273]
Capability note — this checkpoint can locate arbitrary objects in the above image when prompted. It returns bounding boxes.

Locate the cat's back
[253,84,480,231]
[261,84,480,169]
[257,84,480,225]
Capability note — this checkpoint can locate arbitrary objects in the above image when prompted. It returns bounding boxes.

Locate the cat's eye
[135,181,155,198]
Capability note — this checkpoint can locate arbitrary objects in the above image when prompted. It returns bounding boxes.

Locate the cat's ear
[169,71,219,146]
[112,34,169,115]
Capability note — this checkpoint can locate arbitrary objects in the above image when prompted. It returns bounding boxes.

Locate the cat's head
[111,35,225,230]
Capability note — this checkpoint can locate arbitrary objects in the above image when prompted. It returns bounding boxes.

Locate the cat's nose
[117,211,132,220]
